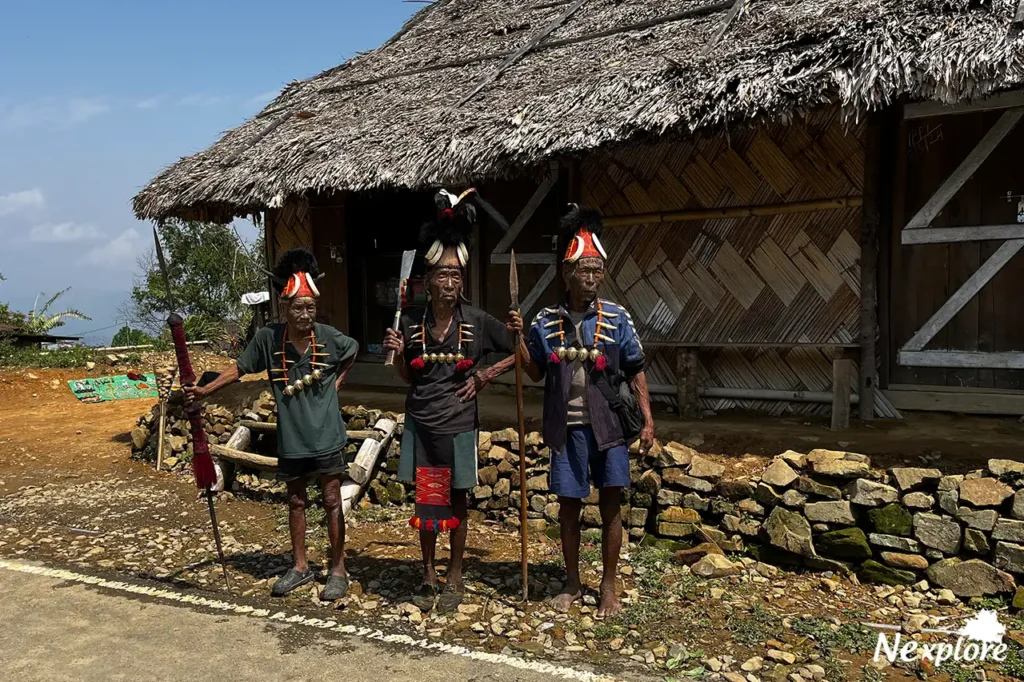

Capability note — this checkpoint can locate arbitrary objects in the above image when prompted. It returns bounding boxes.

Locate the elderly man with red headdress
[382,189,516,612]
[186,248,358,601]
[507,205,655,618]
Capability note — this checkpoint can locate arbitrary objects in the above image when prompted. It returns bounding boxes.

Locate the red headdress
[273,248,321,299]
[560,204,607,263]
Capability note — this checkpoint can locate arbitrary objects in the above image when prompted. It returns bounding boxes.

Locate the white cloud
[30,221,102,243]
[0,188,45,217]
[135,95,166,110]
[81,229,140,266]
[246,91,279,108]
[1,97,110,131]
[178,94,225,107]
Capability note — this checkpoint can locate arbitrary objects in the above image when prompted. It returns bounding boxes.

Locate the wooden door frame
[897,92,1024,370]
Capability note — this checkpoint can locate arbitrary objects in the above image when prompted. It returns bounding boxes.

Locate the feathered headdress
[420,188,477,268]
[273,248,321,299]
[560,204,607,263]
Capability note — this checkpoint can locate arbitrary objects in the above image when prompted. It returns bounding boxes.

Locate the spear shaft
[509,250,529,601]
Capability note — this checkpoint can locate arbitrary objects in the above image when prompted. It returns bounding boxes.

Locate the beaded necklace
[408,307,474,373]
[545,298,617,371]
[271,327,328,396]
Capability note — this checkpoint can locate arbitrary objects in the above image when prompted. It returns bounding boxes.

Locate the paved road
[0,564,606,682]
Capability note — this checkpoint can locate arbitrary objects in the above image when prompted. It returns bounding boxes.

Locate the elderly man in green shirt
[187,248,358,600]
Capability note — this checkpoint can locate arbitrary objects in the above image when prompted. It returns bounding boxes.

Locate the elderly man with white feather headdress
[383,189,516,613]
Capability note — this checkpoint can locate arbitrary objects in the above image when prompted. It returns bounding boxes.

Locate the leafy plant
[0,342,97,369]
[111,326,154,348]
[728,603,782,645]
[22,288,90,333]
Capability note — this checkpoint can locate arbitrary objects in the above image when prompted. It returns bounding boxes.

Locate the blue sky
[0,1,418,344]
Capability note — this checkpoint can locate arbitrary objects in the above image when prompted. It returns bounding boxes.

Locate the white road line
[0,559,616,682]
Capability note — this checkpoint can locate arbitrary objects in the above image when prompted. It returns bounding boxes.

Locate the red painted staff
[152,226,231,590]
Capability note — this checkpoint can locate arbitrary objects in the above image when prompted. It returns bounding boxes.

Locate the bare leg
[319,475,346,577]
[419,528,439,589]
[597,487,623,617]
[551,497,583,613]
[447,490,468,591]
[286,478,309,573]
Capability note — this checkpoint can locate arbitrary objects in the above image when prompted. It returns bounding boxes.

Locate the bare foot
[549,584,583,613]
[596,580,621,618]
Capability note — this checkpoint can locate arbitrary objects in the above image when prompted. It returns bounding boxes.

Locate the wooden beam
[885,383,1024,416]
[859,114,881,420]
[643,341,860,349]
[902,240,1024,351]
[474,196,510,231]
[904,90,1024,120]
[490,253,556,265]
[458,0,590,106]
[901,224,1024,245]
[492,166,559,254]
[898,350,1024,370]
[701,0,745,55]
[905,108,1024,229]
[831,358,855,430]
[603,196,862,227]
[676,348,701,419]
[520,263,558,320]
[210,444,279,471]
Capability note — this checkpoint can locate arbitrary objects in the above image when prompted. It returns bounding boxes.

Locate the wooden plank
[902,240,1024,351]
[490,253,556,265]
[901,225,1024,244]
[491,166,559,254]
[899,350,1024,369]
[520,263,557,320]
[603,197,862,227]
[884,386,1024,415]
[859,114,881,419]
[676,348,701,419]
[904,90,1024,120]
[458,0,590,105]
[475,195,511,231]
[831,358,855,429]
[905,108,1024,229]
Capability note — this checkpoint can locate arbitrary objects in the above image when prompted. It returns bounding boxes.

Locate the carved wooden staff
[509,250,529,601]
[153,226,231,591]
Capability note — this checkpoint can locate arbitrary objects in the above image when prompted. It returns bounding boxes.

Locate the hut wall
[890,109,1024,392]
[581,108,866,414]
[310,196,349,333]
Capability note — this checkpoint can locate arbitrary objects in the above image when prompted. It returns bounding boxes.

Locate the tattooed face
[564,256,604,303]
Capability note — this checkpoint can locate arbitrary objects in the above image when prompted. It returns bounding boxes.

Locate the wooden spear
[509,250,529,601]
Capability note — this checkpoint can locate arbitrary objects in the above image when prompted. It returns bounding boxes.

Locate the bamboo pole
[603,196,863,228]
[156,402,167,471]
[209,444,280,471]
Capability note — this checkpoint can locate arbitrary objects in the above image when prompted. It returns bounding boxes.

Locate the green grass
[1001,642,1024,681]
[791,616,875,654]
[631,544,672,592]
[727,603,782,646]
[610,597,670,629]
[591,623,623,640]
[970,595,1010,610]
[580,545,602,564]
[0,341,148,369]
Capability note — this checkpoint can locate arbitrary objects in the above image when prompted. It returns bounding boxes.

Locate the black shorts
[276,452,347,482]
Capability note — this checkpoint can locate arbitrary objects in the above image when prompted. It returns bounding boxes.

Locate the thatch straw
[133,0,1024,222]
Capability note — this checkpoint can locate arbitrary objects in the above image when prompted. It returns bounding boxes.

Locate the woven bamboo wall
[582,108,866,415]
[265,198,313,322]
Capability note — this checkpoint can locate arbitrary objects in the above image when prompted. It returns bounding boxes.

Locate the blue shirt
[527,298,645,451]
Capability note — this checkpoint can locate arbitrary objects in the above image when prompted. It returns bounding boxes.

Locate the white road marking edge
[0,559,616,682]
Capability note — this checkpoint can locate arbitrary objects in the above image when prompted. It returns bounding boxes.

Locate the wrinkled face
[284,296,317,333]
[564,256,605,302]
[428,264,463,309]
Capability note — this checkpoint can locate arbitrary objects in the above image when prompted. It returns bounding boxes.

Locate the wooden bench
[645,342,870,429]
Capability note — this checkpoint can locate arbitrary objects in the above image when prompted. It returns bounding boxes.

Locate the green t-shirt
[236,322,358,459]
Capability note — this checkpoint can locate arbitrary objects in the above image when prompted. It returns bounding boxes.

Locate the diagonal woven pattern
[582,108,866,414]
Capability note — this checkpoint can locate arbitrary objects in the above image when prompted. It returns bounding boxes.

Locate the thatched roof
[134,0,1024,222]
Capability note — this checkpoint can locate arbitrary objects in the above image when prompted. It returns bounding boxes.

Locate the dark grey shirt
[400,304,513,435]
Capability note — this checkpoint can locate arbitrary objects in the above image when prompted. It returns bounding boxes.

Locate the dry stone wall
[131,398,1024,600]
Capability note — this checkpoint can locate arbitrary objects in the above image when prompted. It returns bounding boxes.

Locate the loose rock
[959,478,1014,508]
[763,507,815,557]
[926,558,1016,597]
[846,479,898,507]
[804,501,855,526]
[913,513,961,554]
[891,468,942,491]
[761,460,798,488]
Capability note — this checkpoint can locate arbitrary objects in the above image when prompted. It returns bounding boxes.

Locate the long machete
[510,250,529,601]
[153,226,232,590]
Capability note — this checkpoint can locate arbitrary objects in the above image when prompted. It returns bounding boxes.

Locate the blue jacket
[527,298,645,452]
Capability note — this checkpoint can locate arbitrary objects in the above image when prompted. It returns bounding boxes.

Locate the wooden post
[859,115,881,420]
[676,348,701,419]
[831,358,855,430]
